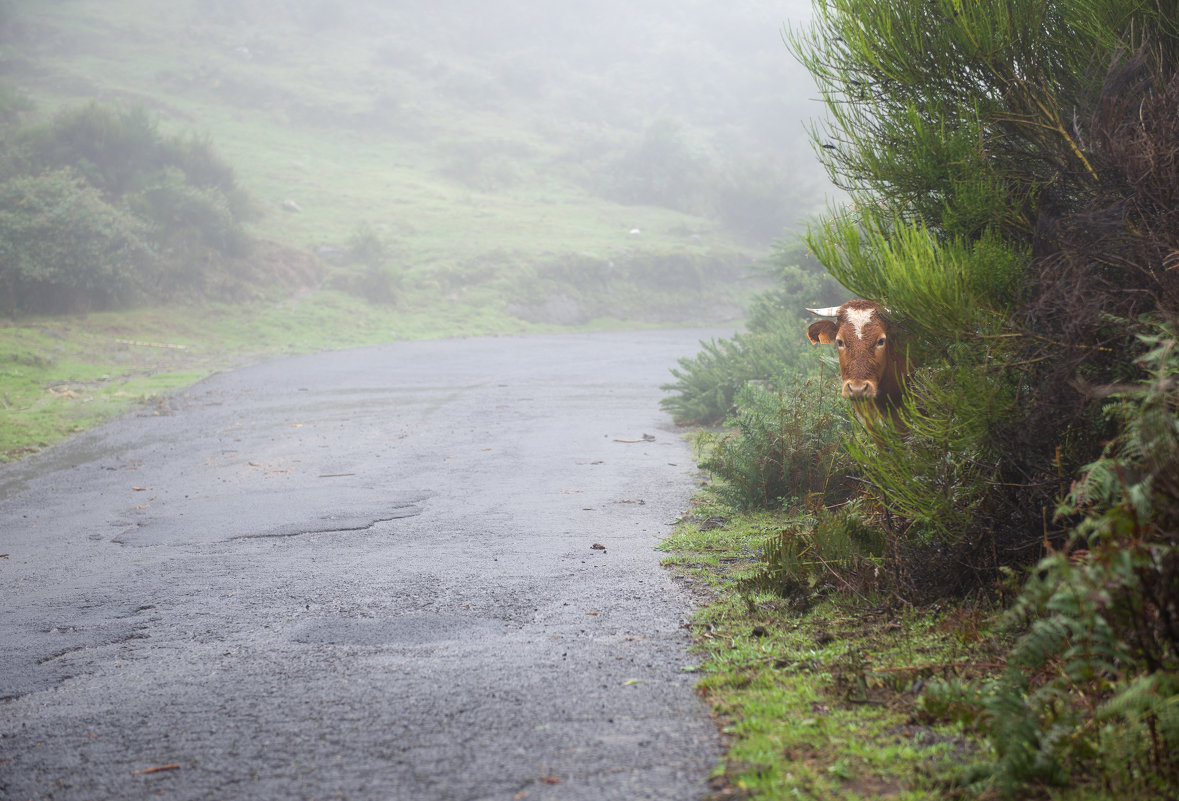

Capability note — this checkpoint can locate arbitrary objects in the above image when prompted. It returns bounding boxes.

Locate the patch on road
[109,488,430,546]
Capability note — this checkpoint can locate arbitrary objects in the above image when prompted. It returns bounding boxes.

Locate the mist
[0,0,830,324]
[189,0,828,231]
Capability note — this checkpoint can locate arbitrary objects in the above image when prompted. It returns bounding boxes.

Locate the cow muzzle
[842,380,877,400]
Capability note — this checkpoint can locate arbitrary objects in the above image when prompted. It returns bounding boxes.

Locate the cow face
[806,300,897,404]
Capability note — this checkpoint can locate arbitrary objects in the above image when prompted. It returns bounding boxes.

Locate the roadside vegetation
[664,0,1179,797]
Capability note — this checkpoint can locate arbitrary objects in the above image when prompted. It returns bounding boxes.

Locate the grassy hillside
[0,0,827,460]
[0,0,825,318]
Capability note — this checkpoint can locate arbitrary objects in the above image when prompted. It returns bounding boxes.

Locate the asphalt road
[0,329,729,801]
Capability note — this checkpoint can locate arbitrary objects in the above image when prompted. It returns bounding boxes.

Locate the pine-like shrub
[661,241,840,424]
[789,0,1179,592]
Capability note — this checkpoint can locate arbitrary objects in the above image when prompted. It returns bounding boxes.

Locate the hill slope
[0,0,824,325]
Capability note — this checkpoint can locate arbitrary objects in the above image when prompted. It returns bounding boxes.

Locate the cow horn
[805,306,842,317]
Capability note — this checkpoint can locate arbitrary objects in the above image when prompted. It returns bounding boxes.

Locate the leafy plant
[785,0,1179,595]
[746,500,886,607]
[0,101,257,311]
[698,375,854,511]
[661,241,840,425]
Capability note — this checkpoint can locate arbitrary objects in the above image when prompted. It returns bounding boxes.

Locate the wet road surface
[0,330,728,801]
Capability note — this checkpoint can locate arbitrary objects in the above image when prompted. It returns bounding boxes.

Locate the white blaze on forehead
[844,307,876,340]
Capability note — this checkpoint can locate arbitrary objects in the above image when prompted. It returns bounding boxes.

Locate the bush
[127,167,245,253]
[923,323,1179,798]
[0,81,33,126]
[661,241,841,424]
[745,500,887,608]
[324,223,403,304]
[784,0,1179,597]
[0,169,149,313]
[698,376,854,511]
[0,101,255,311]
[662,331,815,425]
[16,103,163,196]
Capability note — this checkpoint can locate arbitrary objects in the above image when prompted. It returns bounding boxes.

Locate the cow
[805,300,911,425]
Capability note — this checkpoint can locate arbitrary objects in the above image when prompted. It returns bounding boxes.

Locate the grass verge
[662,490,1124,800]
[660,494,1010,801]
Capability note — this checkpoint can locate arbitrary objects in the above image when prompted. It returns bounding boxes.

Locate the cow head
[806,300,908,410]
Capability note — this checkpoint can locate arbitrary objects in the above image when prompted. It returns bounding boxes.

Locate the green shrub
[325,222,403,304]
[0,101,254,310]
[660,242,840,425]
[783,0,1179,598]
[127,167,245,254]
[843,355,1016,596]
[17,103,164,196]
[0,169,149,313]
[662,331,815,425]
[698,376,854,511]
[746,500,887,607]
[0,81,33,126]
[159,132,254,220]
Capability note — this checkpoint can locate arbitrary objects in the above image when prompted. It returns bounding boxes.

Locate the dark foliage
[997,43,1179,553]
[924,326,1179,797]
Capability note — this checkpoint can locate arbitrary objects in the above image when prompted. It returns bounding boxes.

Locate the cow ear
[807,320,838,345]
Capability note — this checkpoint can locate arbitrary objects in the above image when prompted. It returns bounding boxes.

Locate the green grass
[0,287,573,461]
[658,499,1124,800]
[10,0,753,264]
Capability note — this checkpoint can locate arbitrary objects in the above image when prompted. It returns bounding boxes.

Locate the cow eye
[876,336,886,347]
[835,338,844,348]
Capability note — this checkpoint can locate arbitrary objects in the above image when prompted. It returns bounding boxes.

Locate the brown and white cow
[806,300,911,423]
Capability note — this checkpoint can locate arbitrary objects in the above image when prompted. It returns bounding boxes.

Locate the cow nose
[843,381,876,400]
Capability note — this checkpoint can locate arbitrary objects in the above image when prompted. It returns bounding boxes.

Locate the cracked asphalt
[0,329,728,801]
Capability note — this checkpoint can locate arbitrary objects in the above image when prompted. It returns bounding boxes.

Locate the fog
[193,0,829,239]
[1,0,831,320]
